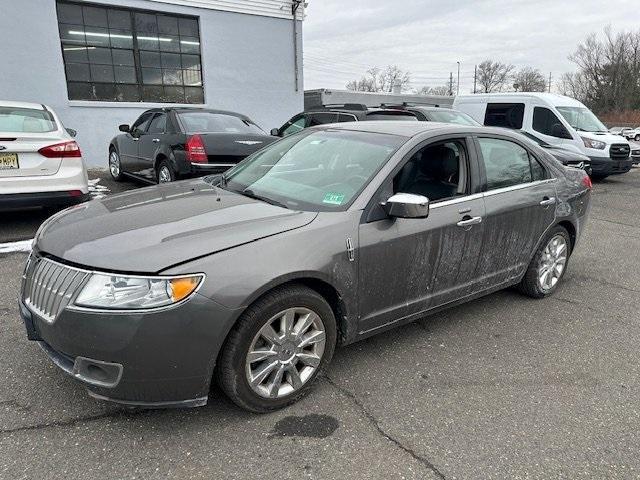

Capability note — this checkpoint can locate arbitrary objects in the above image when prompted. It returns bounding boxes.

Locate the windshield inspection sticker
[323,193,345,205]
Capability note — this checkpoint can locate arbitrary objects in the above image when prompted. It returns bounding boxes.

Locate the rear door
[0,106,63,178]
[475,135,557,286]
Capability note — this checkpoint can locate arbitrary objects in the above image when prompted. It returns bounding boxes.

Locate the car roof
[144,107,250,119]
[0,100,47,110]
[315,120,497,137]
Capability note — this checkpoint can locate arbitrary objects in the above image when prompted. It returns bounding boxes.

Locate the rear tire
[518,225,571,299]
[216,284,337,413]
[108,148,124,182]
[156,159,176,184]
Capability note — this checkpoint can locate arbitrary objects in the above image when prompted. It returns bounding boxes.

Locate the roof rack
[380,102,442,109]
[318,103,369,111]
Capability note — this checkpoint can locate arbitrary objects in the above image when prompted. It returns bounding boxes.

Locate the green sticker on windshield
[323,193,345,205]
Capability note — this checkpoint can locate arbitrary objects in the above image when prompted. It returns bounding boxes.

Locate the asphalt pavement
[1,168,639,479]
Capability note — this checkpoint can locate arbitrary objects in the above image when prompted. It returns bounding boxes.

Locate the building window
[56,1,204,104]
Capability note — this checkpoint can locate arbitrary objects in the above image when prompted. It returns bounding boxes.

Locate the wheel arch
[238,274,352,346]
[557,219,577,253]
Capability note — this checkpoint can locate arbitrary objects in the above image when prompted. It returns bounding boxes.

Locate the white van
[453,93,632,179]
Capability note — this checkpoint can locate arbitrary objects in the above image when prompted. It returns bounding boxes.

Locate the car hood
[580,131,629,144]
[36,179,317,273]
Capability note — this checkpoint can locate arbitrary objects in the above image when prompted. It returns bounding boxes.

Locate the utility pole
[548,72,552,93]
[449,72,453,96]
[456,61,460,95]
[292,0,303,92]
[473,65,477,94]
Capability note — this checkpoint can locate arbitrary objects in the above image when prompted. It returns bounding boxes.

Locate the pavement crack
[323,375,446,480]
[591,216,640,230]
[0,410,122,435]
[0,399,31,412]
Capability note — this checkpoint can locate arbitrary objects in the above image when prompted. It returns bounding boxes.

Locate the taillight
[38,140,81,158]
[186,134,207,163]
[582,174,592,189]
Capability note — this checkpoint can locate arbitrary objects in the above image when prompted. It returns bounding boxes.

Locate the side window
[393,140,468,202]
[147,114,167,135]
[530,155,548,181]
[308,112,340,126]
[337,113,357,123]
[484,103,525,129]
[131,112,154,134]
[478,138,532,189]
[532,107,570,138]
[282,116,307,136]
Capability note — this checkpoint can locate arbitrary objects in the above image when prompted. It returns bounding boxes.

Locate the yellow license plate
[0,153,19,170]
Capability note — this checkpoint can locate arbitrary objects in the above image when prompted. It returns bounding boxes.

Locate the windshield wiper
[203,174,228,188]
[241,188,288,209]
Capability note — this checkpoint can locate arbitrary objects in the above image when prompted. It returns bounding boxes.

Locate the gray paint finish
[23,122,591,406]
[0,0,303,167]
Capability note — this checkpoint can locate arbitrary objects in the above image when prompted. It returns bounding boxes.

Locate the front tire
[216,285,337,413]
[518,225,571,298]
[109,148,124,182]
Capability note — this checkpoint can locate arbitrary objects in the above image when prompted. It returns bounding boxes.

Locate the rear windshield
[0,107,57,133]
[365,112,418,121]
[178,112,264,135]
[426,110,479,126]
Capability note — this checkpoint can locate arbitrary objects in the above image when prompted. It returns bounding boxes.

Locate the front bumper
[588,156,633,175]
[19,290,241,408]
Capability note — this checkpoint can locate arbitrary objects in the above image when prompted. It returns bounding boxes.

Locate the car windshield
[178,112,264,135]
[222,129,405,211]
[426,110,479,126]
[0,107,57,133]
[556,106,607,133]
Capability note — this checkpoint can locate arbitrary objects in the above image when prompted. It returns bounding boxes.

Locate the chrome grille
[22,256,89,323]
[610,143,630,160]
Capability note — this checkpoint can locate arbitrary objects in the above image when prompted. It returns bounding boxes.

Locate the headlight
[581,137,606,150]
[74,273,204,310]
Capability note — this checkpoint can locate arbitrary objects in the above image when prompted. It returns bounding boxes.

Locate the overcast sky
[302,0,638,93]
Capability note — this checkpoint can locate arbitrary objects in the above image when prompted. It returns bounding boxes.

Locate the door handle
[152,138,160,143]
[539,197,556,206]
[456,216,482,227]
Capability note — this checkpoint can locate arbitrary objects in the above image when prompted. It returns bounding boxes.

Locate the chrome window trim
[429,192,484,209]
[482,178,557,198]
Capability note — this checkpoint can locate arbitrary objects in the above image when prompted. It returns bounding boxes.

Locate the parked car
[380,103,481,126]
[609,126,634,138]
[0,101,88,209]
[109,108,276,184]
[271,103,418,137]
[21,122,592,412]
[624,127,640,142]
[517,130,592,175]
[630,141,640,165]
[453,93,632,180]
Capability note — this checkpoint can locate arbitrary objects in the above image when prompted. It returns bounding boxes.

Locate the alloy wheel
[537,234,568,291]
[245,307,326,399]
[158,165,172,183]
[109,151,120,177]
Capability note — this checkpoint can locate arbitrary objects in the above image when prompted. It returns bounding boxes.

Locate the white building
[0,0,304,166]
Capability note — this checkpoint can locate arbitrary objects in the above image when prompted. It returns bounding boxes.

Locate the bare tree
[564,27,640,113]
[417,84,455,96]
[558,71,589,103]
[346,65,411,93]
[476,60,514,93]
[512,67,547,92]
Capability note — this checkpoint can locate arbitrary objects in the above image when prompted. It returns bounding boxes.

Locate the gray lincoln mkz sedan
[20,122,592,412]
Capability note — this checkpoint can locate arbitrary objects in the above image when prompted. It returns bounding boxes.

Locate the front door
[136,113,166,181]
[474,135,558,286]
[120,112,154,175]
[357,137,485,335]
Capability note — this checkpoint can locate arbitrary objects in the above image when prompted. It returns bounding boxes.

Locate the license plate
[0,153,19,170]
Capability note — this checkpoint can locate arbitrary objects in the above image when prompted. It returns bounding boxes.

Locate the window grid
[57,1,204,104]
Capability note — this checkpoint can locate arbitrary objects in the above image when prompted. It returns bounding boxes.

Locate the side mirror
[270,128,280,136]
[382,193,430,219]
[66,128,77,137]
[119,124,130,133]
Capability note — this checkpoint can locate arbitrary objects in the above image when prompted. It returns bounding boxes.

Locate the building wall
[0,0,303,167]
